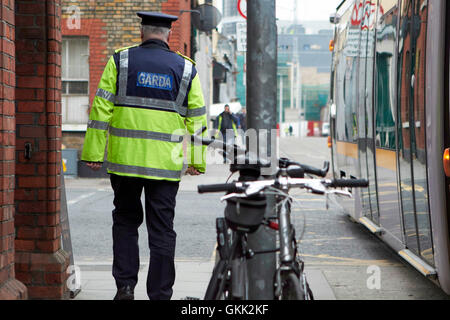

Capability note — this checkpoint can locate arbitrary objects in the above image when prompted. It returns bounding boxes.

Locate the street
[65,137,449,300]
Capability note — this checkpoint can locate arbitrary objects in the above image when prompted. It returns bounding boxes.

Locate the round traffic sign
[238,0,247,19]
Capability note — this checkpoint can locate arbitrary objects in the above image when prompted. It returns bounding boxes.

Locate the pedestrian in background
[236,107,247,145]
[81,11,207,300]
[215,104,238,163]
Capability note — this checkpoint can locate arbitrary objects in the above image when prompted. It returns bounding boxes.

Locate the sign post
[245,0,278,300]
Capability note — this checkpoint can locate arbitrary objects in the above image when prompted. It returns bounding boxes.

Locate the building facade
[277,22,334,136]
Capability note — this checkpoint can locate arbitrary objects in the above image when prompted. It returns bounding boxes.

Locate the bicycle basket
[224,195,267,233]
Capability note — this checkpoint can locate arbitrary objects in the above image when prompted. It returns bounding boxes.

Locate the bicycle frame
[207,218,250,300]
[277,168,296,266]
[278,196,295,265]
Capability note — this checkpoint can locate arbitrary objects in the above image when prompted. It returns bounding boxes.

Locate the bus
[328,0,450,294]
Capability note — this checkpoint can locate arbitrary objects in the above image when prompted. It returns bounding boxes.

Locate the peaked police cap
[137,12,178,28]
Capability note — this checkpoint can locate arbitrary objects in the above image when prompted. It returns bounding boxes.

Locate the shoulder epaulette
[176,51,196,66]
[115,44,139,53]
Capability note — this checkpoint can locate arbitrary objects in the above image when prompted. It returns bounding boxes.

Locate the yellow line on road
[301,253,402,267]
[299,237,355,243]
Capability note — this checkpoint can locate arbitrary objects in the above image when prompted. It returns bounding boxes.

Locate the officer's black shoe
[114,285,134,300]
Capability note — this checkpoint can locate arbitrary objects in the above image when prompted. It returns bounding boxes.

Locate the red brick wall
[162,0,192,56]
[61,0,192,108]
[14,0,69,300]
[0,0,27,300]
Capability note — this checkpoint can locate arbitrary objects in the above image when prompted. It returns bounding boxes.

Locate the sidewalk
[73,260,214,300]
[73,260,336,300]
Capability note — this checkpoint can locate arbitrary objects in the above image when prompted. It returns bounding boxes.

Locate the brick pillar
[0,0,27,300]
[14,0,69,300]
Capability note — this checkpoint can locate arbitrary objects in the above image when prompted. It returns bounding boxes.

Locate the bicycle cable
[226,170,237,183]
[265,187,307,242]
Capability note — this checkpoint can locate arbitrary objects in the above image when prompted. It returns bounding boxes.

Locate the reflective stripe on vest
[186,106,206,117]
[87,120,183,143]
[115,49,192,117]
[106,161,182,179]
[96,88,116,104]
[88,120,109,130]
[108,126,184,143]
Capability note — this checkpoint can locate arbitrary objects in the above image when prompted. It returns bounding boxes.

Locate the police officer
[81,11,208,300]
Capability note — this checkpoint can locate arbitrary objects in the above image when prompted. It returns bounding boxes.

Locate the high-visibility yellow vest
[215,113,238,138]
[81,40,208,181]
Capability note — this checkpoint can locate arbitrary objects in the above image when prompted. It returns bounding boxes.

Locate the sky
[215,0,341,22]
[277,0,341,21]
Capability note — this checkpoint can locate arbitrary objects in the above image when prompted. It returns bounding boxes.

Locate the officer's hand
[86,162,102,171]
[185,166,201,176]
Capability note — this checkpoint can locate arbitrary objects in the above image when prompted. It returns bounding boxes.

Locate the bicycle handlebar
[197,177,369,196]
[301,162,329,177]
[191,127,272,168]
[326,178,369,188]
[279,158,329,177]
[198,183,245,194]
[191,127,329,174]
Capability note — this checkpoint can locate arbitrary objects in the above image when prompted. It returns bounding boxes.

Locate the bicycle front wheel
[280,272,305,300]
[204,258,228,300]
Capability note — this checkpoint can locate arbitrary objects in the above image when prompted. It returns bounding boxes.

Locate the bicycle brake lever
[305,181,327,195]
[220,193,247,201]
[220,184,265,201]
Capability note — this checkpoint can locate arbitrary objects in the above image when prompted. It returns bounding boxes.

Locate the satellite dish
[191,4,222,32]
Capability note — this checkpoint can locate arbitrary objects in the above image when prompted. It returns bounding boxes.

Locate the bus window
[410,0,433,266]
[358,0,379,223]
[398,0,420,256]
[397,0,434,265]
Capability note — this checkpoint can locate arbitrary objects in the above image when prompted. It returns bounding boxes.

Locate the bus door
[357,0,380,224]
[374,1,404,244]
[397,0,434,265]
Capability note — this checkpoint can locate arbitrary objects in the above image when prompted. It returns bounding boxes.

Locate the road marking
[68,192,97,205]
[301,253,402,266]
[299,237,355,243]
[211,244,217,263]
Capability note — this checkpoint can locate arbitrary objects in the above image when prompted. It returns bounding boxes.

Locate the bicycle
[191,128,368,300]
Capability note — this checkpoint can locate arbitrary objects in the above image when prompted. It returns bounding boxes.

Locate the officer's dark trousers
[110,174,179,300]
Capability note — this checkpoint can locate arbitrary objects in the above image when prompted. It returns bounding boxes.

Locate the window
[397,0,433,266]
[61,37,90,129]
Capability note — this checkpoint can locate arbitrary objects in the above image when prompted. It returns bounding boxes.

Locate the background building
[220,0,244,37]
[218,0,334,136]
[277,21,333,136]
